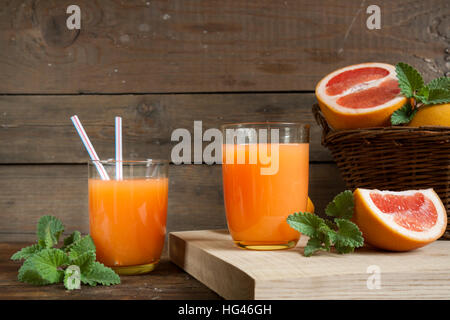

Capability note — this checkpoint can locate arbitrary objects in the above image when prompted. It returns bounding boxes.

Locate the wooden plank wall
[0,0,448,242]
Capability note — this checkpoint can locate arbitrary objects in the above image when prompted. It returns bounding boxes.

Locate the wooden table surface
[170,230,450,300]
[0,242,220,300]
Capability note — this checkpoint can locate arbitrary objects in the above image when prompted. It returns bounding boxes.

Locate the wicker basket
[312,104,450,239]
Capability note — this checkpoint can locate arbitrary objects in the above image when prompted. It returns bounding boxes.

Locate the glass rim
[220,121,310,130]
[89,159,170,165]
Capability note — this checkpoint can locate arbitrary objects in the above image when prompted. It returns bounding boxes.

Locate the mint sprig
[37,215,64,249]
[391,103,417,125]
[391,63,450,125]
[11,216,120,290]
[325,190,354,219]
[287,191,364,257]
[395,62,424,98]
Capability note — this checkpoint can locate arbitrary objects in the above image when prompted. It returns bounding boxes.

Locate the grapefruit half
[353,188,447,251]
[315,63,407,130]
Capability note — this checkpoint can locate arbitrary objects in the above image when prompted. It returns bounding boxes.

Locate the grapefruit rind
[315,62,407,129]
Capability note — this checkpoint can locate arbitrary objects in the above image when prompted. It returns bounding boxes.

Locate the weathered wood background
[0,0,449,242]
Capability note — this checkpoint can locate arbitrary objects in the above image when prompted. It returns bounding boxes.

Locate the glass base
[233,240,297,251]
[111,260,160,275]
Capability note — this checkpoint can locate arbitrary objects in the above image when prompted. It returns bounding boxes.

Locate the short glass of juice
[221,122,309,250]
[88,159,169,275]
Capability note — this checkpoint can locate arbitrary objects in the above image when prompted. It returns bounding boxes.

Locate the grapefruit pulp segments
[369,192,437,232]
[336,79,401,109]
[325,67,389,96]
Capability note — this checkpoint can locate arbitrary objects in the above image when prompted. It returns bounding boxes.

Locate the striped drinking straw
[115,116,123,180]
[71,115,110,180]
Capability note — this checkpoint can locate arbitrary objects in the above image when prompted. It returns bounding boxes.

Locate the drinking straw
[115,116,123,180]
[70,115,110,180]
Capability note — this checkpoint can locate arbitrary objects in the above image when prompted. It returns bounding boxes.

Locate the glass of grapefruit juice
[88,160,169,275]
[221,122,309,250]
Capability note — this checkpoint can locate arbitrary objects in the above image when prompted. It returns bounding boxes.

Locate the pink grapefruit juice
[222,143,309,247]
[89,178,168,267]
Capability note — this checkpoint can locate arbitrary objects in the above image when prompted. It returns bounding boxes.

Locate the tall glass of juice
[221,122,309,250]
[88,159,169,275]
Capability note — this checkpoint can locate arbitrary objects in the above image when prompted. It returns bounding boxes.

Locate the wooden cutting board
[169,230,450,300]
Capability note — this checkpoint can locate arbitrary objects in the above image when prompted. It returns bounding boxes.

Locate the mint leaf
[37,216,64,248]
[334,243,355,254]
[80,275,97,286]
[304,238,327,257]
[415,86,429,102]
[68,236,96,274]
[287,212,333,254]
[81,262,120,286]
[395,62,424,98]
[328,219,364,254]
[317,224,333,251]
[27,248,69,283]
[68,235,96,260]
[70,251,96,273]
[286,212,326,238]
[18,259,51,286]
[43,232,54,250]
[11,244,42,261]
[423,88,450,105]
[391,103,417,125]
[323,219,336,230]
[64,265,81,290]
[62,231,82,251]
[325,190,354,219]
[427,77,450,91]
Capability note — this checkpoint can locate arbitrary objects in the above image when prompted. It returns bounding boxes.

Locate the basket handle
[312,104,332,138]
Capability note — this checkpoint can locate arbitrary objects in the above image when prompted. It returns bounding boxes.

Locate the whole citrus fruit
[408,103,450,127]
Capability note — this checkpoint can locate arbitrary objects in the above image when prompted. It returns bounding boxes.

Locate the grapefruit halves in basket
[315,63,407,129]
[353,188,447,251]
